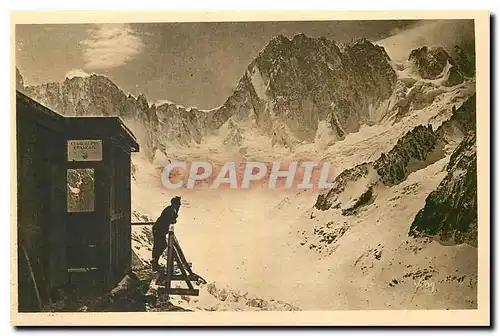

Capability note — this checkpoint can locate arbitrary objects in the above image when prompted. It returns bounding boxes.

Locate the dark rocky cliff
[409,133,477,246]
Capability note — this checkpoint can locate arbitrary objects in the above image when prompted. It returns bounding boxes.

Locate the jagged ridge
[314,94,476,216]
[19,34,398,159]
[409,132,477,246]
[374,125,441,186]
[408,45,474,85]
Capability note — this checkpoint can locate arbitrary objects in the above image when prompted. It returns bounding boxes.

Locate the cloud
[376,20,475,61]
[79,23,144,70]
[65,68,93,79]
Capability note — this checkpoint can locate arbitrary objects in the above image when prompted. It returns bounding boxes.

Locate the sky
[15,19,474,109]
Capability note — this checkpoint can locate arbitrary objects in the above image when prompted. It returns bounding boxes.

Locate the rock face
[408,46,457,79]
[451,45,476,77]
[407,94,477,246]
[154,102,207,148]
[314,86,477,247]
[21,73,206,160]
[374,125,441,186]
[436,93,476,143]
[388,44,473,123]
[442,64,465,87]
[23,75,161,160]
[315,163,376,211]
[25,75,131,117]
[315,124,443,212]
[223,119,244,146]
[235,35,397,141]
[391,80,445,122]
[314,93,476,214]
[407,45,475,88]
[409,132,477,246]
[21,34,398,159]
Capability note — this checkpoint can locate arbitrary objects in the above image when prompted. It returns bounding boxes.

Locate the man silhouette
[151,196,181,271]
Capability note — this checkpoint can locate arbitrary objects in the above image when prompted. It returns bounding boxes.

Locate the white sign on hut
[67,140,103,161]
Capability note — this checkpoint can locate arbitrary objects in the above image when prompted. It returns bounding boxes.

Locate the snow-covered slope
[130,150,476,310]
[127,39,476,310]
[128,80,476,311]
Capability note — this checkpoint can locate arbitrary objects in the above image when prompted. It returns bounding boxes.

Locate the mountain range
[18,34,474,156]
[16,33,477,247]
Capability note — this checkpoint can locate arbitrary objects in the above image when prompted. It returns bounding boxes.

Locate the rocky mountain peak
[452,45,476,77]
[291,32,313,44]
[270,33,290,45]
[408,45,456,79]
[350,37,373,47]
[373,124,441,186]
[136,94,149,111]
[242,34,397,142]
[409,132,477,246]
[63,73,114,87]
[256,34,292,62]
[223,118,244,147]
[20,35,467,165]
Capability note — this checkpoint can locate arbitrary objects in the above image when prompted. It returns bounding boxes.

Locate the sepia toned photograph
[11,11,490,326]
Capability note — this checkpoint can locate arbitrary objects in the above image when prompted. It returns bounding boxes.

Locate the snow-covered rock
[410,132,477,246]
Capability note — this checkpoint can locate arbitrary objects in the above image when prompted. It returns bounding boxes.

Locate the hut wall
[16,96,67,311]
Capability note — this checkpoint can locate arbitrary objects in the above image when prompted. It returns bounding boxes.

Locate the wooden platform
[148,269,200,297]
[145,226,206,299]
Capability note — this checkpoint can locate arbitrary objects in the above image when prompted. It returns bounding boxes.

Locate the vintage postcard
[11,11,490,326]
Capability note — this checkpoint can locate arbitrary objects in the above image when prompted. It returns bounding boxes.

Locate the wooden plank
[68,267,98,273]
[173,237,195,275]
[172,235,207,284]
[130,222,155,226]
[165,229,175,291]
[173,251,194,290]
